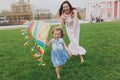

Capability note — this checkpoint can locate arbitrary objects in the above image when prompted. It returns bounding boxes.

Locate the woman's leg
[55,66,60,79]
[79,55,84,63]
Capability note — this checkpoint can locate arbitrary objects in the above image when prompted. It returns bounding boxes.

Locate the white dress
[64,10,86,55]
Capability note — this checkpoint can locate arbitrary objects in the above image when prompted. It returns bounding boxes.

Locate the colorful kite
[21,20,50,66]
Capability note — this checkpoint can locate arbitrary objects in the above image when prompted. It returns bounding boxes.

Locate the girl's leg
[55,66,60,79]
[79,55,84,63]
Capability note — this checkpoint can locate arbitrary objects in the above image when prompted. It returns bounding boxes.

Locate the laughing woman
[59,0,86,62]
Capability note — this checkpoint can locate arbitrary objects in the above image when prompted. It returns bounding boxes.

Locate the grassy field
[0,21,120,80]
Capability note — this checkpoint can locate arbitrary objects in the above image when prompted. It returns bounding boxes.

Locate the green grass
[0,21,120,80]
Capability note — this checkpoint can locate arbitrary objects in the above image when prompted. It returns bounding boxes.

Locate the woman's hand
[61,14,66,19]
[60,14,66,27]
[61,14,66,23]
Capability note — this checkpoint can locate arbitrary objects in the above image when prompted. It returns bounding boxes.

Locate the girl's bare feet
[56,67,60,79]
[57,74,60,79]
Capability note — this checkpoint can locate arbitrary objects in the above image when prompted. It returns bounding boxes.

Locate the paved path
[0,20,89,30]
[0,25,25,30]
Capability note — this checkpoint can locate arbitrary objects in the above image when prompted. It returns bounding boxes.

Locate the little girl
[47,27,70,79]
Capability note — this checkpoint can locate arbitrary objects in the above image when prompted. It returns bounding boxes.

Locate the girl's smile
[53,31,61,40]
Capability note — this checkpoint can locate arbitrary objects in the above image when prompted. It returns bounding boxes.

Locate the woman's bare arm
[72,10,78,33]
[59,14,66,28]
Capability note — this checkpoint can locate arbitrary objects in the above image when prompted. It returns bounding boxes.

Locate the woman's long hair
[59,0,76,16]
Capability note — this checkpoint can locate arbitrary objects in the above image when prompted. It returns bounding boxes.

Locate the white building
[86,0,120,21]
[117,0,120,19]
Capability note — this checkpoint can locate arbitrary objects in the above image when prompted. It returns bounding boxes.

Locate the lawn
[0,21,120,80]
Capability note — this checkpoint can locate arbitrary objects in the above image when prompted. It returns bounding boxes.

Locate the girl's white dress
[64,11,86,55]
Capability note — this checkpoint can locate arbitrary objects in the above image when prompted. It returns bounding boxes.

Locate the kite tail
[31,42,46,66]
[31,44,41,57]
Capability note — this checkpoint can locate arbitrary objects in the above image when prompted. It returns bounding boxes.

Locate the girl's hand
[46,39,52,47]
[62,39,72,58]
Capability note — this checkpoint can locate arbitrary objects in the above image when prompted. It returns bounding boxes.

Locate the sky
[0,0,88,14]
